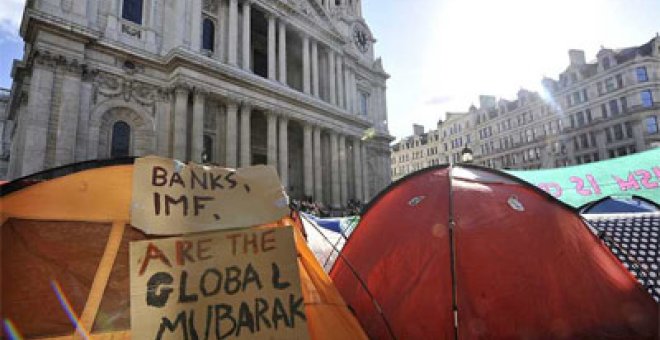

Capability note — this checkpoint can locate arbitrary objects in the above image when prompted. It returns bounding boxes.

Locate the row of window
[604,122,634,143]
[575,152,600,165]
[573,132,598,151]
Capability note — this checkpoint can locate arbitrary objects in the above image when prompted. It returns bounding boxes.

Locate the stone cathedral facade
[4,0,393,207]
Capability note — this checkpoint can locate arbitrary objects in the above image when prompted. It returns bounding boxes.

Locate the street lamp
[461,145,474,164]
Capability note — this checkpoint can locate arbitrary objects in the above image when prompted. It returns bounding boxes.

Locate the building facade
[0,88,10,177]
[4,0,393,207]
[392,36,660,180]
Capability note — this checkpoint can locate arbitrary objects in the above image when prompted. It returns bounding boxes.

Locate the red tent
[330,165,658,339]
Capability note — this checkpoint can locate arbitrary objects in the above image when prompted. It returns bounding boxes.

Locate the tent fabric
[579,196,660,214]
[0,163,367,339]
[301,213,347,272]
[583,212,660,302]
[330,165,658,339]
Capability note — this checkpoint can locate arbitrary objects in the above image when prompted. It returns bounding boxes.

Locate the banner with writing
[131,156,289,235]
[507,148,660,208]
[129,226,310,340]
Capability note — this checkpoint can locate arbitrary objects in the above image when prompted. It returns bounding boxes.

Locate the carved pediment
[278,0,339,36]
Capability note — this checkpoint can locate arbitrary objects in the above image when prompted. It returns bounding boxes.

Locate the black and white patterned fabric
[583,212,659,302]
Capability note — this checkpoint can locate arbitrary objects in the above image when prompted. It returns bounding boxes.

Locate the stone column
[155,98,171,158]
[20,59,55,176]
[353,138,363,201]
[241,0,251,71]
[344,66,351,112]
[278,20,287,84]
[303,123,313,198]
[267,111,278,167]
[311,40,319,97]
[350,70,357,114]
[339,134,348,205]
[75,74,94,161]
[380,86,388,131]
[54,66,82,166]
[278,116,289,188]
[240,103,252,167]
[267,15,276,80]
[191,90,205,163]
[361,142,369,200]
[336,54,344,109]
[216,1,226,62]
[227,0,238,66]
[330,132,340,208]
[190,0,202,51]
[302,35,311,94]
[225,100,238,167]
[313,126,323,202]
[328,49,336,105]
[173,87,189,161]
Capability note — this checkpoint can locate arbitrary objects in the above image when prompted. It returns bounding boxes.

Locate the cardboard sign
[129,226,310,340]
[131,156,289,235]
[507,148,660,208]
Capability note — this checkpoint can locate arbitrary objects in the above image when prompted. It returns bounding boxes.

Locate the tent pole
[448,165,459,340]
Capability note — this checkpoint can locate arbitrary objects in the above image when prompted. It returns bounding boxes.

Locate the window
[602,56,611,70]
[597,82,603,95]
[359,92,369,115]
[572,91,581,104]
[609,100,619,115]
[111,121,130,158]
[202,18,215,52]
[646,116,658,134]
[613,124,624,141]
[641,90,653,108]
[122,0,144,24]
[636,66,648,82]
[576,111,585,127]
[203,135,213,162]
[605,77,615,92]
[625,122,633,138]
[586,109,592,123]
[580,134,588,149]
[601,103,608,118]
[620,96,627,113]
[616,74,623,89]
[582,88,588,102]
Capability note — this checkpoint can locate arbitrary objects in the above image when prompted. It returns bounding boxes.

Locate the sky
[0,0,658,140]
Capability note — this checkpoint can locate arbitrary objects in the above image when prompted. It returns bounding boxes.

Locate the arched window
[111,121,131,158]
[202,18,215,52]
[122,0,144,25]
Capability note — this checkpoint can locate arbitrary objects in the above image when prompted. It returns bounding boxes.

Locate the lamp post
[461,145,474,164]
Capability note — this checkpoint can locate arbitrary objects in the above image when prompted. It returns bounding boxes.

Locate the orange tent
[330,165,658,339]
[0,160,367,339]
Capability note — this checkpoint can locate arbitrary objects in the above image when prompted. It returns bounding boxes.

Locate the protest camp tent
[330,165,658,339]
[0,159,367,339]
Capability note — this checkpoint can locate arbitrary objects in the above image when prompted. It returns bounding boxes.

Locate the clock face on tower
[352,25,370,53]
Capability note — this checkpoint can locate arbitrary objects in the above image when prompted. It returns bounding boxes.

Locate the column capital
[174,85,190,95]
[192,87,208,97]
